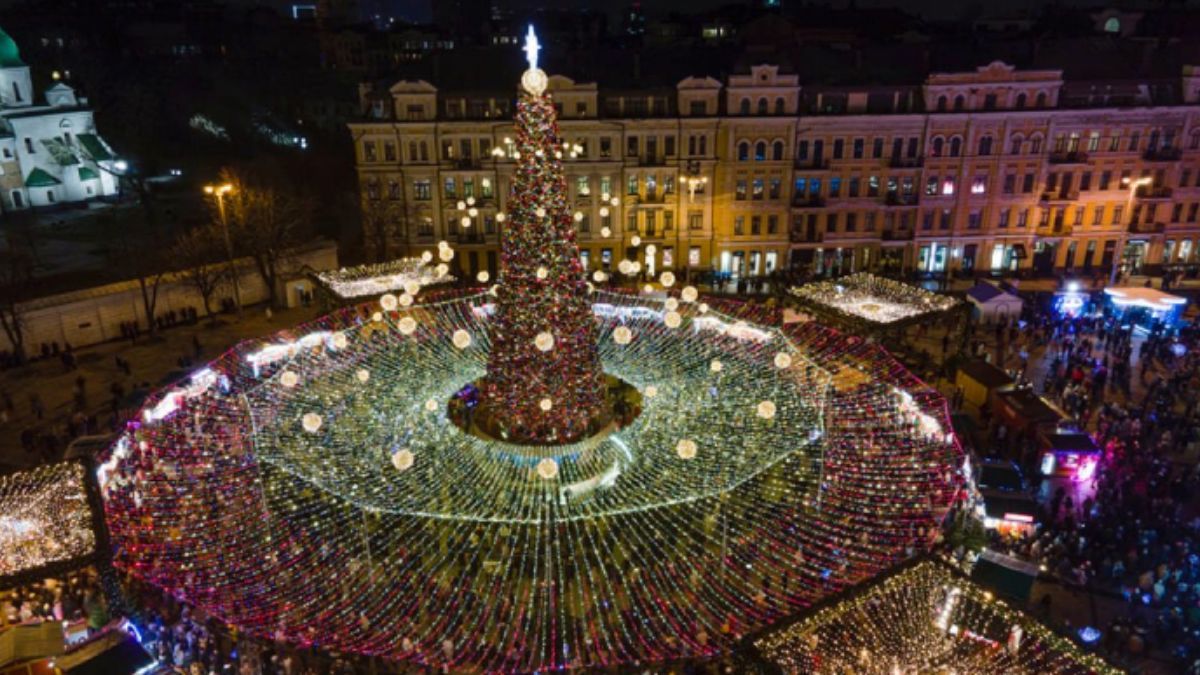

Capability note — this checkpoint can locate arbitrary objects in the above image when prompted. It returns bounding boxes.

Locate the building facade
[0,26,119,211]
[350,59,1200,281]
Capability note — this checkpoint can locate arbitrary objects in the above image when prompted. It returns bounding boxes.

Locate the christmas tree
[479,27,609,443]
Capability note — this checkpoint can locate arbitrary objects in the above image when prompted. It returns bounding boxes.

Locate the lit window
[971,177,986,194]
[941,179,955,196]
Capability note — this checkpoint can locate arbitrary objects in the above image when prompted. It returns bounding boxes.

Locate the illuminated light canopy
[0,461,96,578]
[753,558,1120,675]
[790,273,959,328]
[315,258,453,301]
[1103,286,1187,312]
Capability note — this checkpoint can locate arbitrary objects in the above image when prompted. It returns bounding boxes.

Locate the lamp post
[203,183,243,317]
[1111,176,1153,286]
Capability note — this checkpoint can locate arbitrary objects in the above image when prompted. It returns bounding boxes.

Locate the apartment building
[350,58,1200,281]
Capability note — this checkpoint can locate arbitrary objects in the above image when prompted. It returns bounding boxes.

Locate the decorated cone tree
[479,28,608,443]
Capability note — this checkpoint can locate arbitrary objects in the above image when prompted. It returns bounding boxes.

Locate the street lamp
[1111,176,1153,285]
[203,182,243,317]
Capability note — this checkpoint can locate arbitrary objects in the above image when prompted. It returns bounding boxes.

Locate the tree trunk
[138,274,162,337]
[0,307,26,363]
[253,254,278,308]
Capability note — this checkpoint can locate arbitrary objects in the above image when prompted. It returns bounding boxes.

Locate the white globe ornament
[757,400,778,420]
[631,235,642,247]
[477,270,490,283]
[424,398,439,412]
[535,207,546,218]
[644,385,658,398]
[593,270,607,282]
[468,207,478,217]
[399,292,414,307]
[439,247,455,262]
[535,457,559,480]
[617,260,632,275]
[613,326,633,345]
[599,207,609,217]
[301,413,322,433]
[460,216,472,227]
[452,329,472,349]
[681,286,699,302]
[698,302,710,314]
[534,331,555,352]
[601,192,610,201]
[643,284,654,294]
[398,317,418,335]
[435,263,449,276]
[646,244,657,255]
[438,240,449,250]
[391,449,415,472]
[664,311,682,328]
[536,266,549,280]
[456,200,466,211]
[665,297,679,311]
[279,371,299,388]
[676,439,697,460]
[331,332,349,350]
[380,293,398,311]
[610,197,620,206]
[573,211,583,222]
[421,251,433,263]
[660,271,676,287]
[630,261,642,274]
[710,359,724,373]
[539,398,553,411]
[601,226,612,238]
[496,212,507,223]
[404,280,422,296]
[355,368,370,384]
[371,311,383,322]
[466,196,476,206]
[774,353,793,369]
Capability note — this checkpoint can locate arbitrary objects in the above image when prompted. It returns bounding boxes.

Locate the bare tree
[105,207,170,338]
[361,196,406,263]
[217,168,312,308]
[171,224,230,324]
[0,244,35,362]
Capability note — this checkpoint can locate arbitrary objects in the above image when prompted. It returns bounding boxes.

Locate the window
[576,176,590,196]
[1128,132,1140,152]
[931,137,944,156]
[1022,174,1035,193]
[1104,16,1120,33]
[853,138,864,159]
[626,136,639,157]
[864,212,876,231]
[751,215,761,234]
[482,178,494,199]
[767,215,778,234]
[949,137,962,157]
[383,142,396,162]
[794,177,806,196]
[1191,131,1200,150]
[925,176,938,196]
[463,178,475,198]
[444,177,457,198]
[627,212,637,232]
[772,141,784,161]
[739,98,750,115]
[891,138,903,159]
[1099,171,1112,190]
[832,139,844,159]
[734,216,745,235]
[363,141,377,162]
[627,175,639,195]
[441,139,454,159]
[413,180,431,200]
[1073,206,1084,225]
[827,177,840,198]
[953,95,965,111]
[690,100,706,116]
[757,98,768,115]
[735,180,747,200]
[1092,207,1104,225]
[1080,172,1092,191]
[752,179,764,200]
[1009,135,1023,154]
[23,138,34,154]
[848,176,860,197]
[689,246,701,266]
[737,142,749,161]
[936,95,947,111]
[845,213,857,232]
[941,178,955,196]
[754,141,766,161]
[600,176,612,196]
[971,176,986,195]
[645,211,657,235]
[600,137,612,158]
[774,97,785,115]
[940,209,952,229]
[796,140,809,160]
[1035,92,1047,108]
[1087,132,1101,152]
[867,175,880,197]
[664,175,675,194]
[689,211,703,230]
[699,136,707,156]
[1003,174,1015,194]
[978,136,993,156]
[388,180,401,200]
[1113,205,1124,224]
[998,208,1010,228]
[665,136,676,156]
[769,179,781,199]
[1017,209,1028,227]
[968,210,982,229]
[578,213,590,232]
[365,179,380,200]
[984,93,997,110]
[1015,92,1027,109]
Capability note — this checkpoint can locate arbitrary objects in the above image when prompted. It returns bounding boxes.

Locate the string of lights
[0,461,96,579]
[790,273,959,326]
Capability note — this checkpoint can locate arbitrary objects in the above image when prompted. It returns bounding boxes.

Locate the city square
[0,1,1199,674]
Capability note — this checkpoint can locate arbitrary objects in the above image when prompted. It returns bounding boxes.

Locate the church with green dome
[0,24,120,209]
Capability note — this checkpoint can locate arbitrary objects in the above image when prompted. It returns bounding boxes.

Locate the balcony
[638,227,674,240]
[1128,221,1166,234]
[638,192,667,204]
[791,195,827,208]
[1135,185,1173,201]
[1039,190,1079,204]
[789,229,823,243]
[884,193,919,207]
[456,232,492,245]
[638,155,667,167]
[888,156,924,169]
[453,157,482,170]
[794,158,831,171]
[882,229,913,241]
[1048,150,1089,165]
[1142,147,1182,162]
[1036,224,1073,238]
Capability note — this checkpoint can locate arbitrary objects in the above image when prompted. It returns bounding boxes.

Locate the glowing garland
[0,462,96,578]
[314,258,453,301]
[790,273,958,326]
[753,559,1120,675]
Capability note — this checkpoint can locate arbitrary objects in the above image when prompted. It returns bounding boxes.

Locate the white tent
[966,282,1023,322]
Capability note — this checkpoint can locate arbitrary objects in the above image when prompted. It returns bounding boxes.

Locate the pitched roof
[24,167,61,187]
[76,133,113,161]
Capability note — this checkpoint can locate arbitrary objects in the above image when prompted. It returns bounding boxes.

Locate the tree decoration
[0,461,96,578]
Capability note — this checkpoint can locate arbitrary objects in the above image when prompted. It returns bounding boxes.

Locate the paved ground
[0,304,322,471]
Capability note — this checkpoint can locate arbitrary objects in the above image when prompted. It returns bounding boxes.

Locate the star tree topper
[520,25,548,96]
